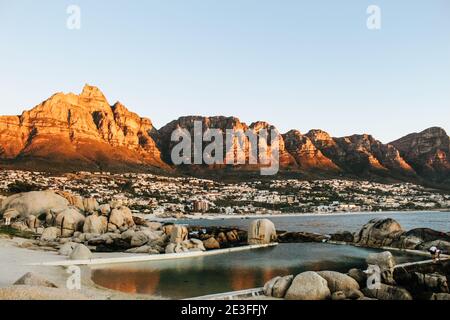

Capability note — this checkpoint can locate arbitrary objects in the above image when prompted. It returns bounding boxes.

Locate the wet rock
[330,231,354,243]
[285,271,331,300]
[278,231,328,243]
[248,219,277,245]
[354,218,403,247]
[203,237,220,250]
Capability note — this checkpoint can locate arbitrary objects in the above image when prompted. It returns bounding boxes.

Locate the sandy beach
[0,236,161,300]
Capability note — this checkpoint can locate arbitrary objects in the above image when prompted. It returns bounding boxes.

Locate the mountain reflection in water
[91,243,425,299]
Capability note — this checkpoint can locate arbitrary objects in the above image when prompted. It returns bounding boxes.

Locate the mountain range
[0,85,448,188]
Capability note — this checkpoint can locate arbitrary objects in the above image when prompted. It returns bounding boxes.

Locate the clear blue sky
[0,0,449,142]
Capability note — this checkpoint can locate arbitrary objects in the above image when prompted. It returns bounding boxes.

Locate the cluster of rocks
[330,218,450,253]
[1,191,279,259]
[264,250,450,300]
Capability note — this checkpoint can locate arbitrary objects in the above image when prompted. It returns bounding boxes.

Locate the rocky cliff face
[158,116,296,169]
[390,127,450,184]
[0,85,167,171]
[0,85,447,187]
[305,130,416,177]
[282,130,340,172]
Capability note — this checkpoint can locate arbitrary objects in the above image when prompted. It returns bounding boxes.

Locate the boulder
[285,272,331,300]
[226,230,239,242]
[98,204,111,216]
[14,272,57,288]
[55,208,86,237]
[69,244,92,260]
[82,198,99,213]
[272,275,294,298]
[83,214,107,234]
[162,224,175,235]
[0,191,69,224]
[430,293,450,300]
[317,271,360,293]
[217,232,228,243]
[330,231,354,243]
[345,289,365,300]
[362,284,413,300]
[354,218,404,247]
[331,291,346,301]
[108,207,135,230]
[203,237,220,250]
[130,231,151,247]
[41,227,60,241]
[121,229,136,241]
[366,251,396,271]
[263,276,281,297]
[347,268,367,288]
[247,219,277,245]
[58,242,78,256]
[170,225,189,244]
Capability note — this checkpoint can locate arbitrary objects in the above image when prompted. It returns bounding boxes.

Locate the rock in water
[247,219,277,245]
[203,237,220,250]
[317,271,360,293]
[285,271,331,300]
[14,273,58,288]
[354,218,403,247]
[69,244,92,260]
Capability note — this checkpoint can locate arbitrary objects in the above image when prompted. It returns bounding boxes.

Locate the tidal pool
[91,243,424,299]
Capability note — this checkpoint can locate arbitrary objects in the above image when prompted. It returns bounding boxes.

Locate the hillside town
[0,170,448,217]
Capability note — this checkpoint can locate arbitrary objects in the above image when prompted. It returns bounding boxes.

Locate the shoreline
[151,209,450,222]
